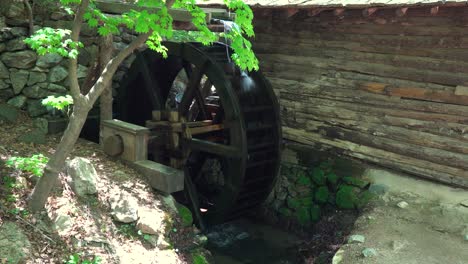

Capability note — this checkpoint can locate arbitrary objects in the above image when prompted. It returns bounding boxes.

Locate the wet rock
[27,71,47,86]
[332,248,345,264]
[397,201,409,209]
[0,221,32,263]
[136,209,163,235]
[7,95,27,108]
[0,103,18,122]
[0,61,9,79]
[36,53,63,68]
[1,50,37,69]
[348,234,365,244]
[0,79,9,89]
[6,37,27,51]
[48,65,68,83]
[362,248,377,258]
[10,69,29,94]
[109,192,138,223]
[17,129,46,144]
[369,183,389,195]
[66,157,98,197]
[236,232,249,240]
[26,99,47,117]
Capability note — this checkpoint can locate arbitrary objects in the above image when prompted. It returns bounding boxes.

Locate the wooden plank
[190,124,225,135]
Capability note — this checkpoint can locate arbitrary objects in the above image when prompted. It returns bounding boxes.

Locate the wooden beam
[307,8,325,17]
[94,0,232,22]
[286,8,299,18]
[430,6,439,15]
[395,7,408,17]
[362,7,378,17]
[333,8,345,17]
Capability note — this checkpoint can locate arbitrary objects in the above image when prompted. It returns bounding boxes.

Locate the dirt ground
[0,112,204,263]
[334,170,468,264]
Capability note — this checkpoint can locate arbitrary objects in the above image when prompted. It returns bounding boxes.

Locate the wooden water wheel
[117,42,281,226]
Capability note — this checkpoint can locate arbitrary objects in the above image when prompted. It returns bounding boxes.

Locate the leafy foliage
[23,28,83,59]
[25,0,259,71]
[66,253,101,264]
[42,95,74,111]
[6,154,49,177]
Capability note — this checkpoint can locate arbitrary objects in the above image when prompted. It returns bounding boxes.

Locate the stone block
[101,119,149,162]
[455,86,468,96]
[133,160,184,193]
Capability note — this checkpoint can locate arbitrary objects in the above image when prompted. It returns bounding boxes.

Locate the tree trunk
[99,34,114,122]
[28,104,89,212]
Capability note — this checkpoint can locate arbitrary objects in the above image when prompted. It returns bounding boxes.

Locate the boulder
[6,37,27,51]
[1,50,37,69]
[36,53,62,68]
[5,3,25,18]
[0,103,18,122]
[48,65,68,83]
[10,69,29,94]
[66,157,98,197]
[17,129,46,144]
[109,192,138,223]
[0,222,31,264]
[136,208,164,235]
[0,61,10,78]
[22,83,49,99]
[27,71,46,86]
[7,95,27,108]
[26,99,47,117]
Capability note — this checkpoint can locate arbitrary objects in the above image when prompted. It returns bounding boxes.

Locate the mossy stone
[297,196,314,207]
[287,197,301,209]
[297,174,312,186]
[17,129,46,144]
[343,176,369,189]
[315,186,330,204]
[296,207,311,225]
[310,205,321,222]
[192,253,209,264]
[356,190,375,209]
[327,172,339,186]
[310,167,326,186]
[177,204,193,227]
[279,207,293,217]
[336,185,359,209]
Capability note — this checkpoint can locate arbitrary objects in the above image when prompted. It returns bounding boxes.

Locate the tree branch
[69,0,90,102]
[85,31,152,106]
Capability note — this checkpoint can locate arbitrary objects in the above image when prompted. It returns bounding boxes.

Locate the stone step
[132,160,184,194]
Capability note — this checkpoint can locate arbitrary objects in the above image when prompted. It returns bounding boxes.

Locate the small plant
[42,95,74,117]
[6,154,49,177]
[66,253,101,264]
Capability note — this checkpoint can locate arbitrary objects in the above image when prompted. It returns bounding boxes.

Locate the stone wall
[263,141,372,227]
[0,3,134,120]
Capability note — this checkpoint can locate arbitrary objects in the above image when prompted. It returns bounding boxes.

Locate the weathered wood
[190,124,225,135]
[395,7,408,17]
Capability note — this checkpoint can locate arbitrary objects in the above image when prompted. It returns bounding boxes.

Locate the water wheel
[117,42,281,226]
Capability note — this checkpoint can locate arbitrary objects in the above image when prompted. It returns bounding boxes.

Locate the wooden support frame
[362,7,378,17]
[396,7,408,17]
[333,8,345,17]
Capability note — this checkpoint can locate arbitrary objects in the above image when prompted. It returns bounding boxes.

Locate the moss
[279,207,293,217]
[336,185,359,209]
[176,205,193,227]
[297,196,314,207]
[343,176,369,189]
[315,186,329,204]
[327,172,339,186]
[297,175,312,186]
[310,204,321,222]
[192,253,209,264]
[310,167,326,186]
[356,190,375,209]
[296,207,311,225]
[287,197,301,209]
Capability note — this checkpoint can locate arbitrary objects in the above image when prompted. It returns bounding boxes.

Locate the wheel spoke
[186,138,242,158]
[136,54,163,109]
[181,62,209,120]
